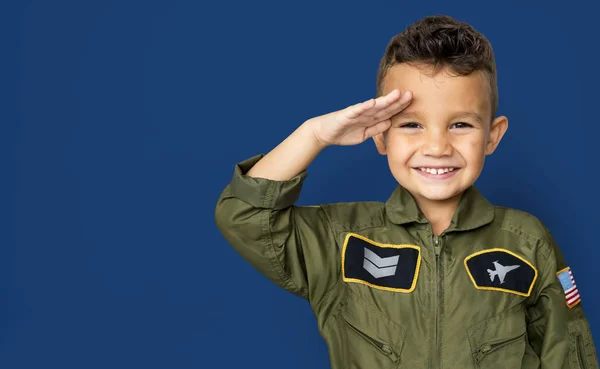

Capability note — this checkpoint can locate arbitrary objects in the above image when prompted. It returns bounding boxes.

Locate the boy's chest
[336,225,538,323]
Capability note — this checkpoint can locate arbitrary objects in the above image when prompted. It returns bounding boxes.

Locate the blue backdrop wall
[6,0,599,368]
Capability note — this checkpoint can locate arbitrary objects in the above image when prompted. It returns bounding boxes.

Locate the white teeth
[418,167,456,174]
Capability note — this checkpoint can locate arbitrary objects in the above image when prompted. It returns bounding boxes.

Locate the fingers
[345,89,402,119]
[343,89,412,138]
[345,98,376,119]
[373,89,403,111]
[370,90,413,122]
[360,89,403,116]
[350,90,412,121]
[364,119,392,139]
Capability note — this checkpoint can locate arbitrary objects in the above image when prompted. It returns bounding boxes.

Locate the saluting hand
[308,89,413,147]
[245,89,413,181]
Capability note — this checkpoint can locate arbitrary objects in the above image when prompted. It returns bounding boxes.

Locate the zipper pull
[381,344,398,362]
[475,344,492,362]
[433,235,441,257]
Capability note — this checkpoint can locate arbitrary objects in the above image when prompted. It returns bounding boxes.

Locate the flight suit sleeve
[526,229,599,369]
[214,154,340,307]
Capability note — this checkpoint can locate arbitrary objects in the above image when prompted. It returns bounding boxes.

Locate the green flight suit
[214,154,599,369]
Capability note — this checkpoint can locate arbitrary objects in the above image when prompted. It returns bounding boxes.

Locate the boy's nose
[421,132,452,157]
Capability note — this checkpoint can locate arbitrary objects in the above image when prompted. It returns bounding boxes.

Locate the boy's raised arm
[214,90,413,307]
[246,89,413,181]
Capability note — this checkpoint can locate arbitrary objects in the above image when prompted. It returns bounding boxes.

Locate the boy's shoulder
[493,205,553,245]
[303,200,387,232]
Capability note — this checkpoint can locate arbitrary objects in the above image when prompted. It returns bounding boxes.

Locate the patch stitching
[464,248,538,297]
[341,232,421,293]
[557,267,581,308]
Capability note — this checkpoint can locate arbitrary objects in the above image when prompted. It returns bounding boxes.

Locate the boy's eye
[399,122,421,129]
[451,122,473,129]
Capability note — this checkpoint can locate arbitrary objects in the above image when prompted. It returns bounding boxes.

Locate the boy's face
[373,63,508,205]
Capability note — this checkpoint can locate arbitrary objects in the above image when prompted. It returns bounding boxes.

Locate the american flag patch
[557,267,581,308]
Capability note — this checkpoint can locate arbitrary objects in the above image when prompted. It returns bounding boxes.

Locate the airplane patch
[464,248,538,297]
[557,267,581,308]
[342,233,421,293]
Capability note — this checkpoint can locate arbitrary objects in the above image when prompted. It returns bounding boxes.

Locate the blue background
[6,0,599,368]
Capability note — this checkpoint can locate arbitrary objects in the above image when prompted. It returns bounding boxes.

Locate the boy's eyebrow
[393,111,423,121]
[394,111,484,124]
[451,111,484,124]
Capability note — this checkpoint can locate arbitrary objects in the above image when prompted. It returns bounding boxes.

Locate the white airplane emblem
[487,261,520,284]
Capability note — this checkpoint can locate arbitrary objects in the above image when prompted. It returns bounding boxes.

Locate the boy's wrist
[301,118,330,151]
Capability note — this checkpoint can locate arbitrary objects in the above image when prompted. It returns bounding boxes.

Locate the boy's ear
[373,132,387,155]
[485,115,509,155]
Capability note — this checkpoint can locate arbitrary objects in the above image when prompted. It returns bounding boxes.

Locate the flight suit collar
[384,184,495,232]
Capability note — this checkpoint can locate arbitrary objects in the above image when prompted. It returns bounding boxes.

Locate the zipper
[432,234,442,369]
[434,234,441,258]
[474,331,527,363]
[343,317,399,362]
[577,334,588,369]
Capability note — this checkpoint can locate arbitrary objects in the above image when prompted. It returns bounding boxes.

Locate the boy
[214,14,598,369]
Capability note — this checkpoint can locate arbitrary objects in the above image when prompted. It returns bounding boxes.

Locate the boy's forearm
[246,119,328,181]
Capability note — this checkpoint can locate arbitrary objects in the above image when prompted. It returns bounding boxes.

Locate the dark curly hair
[376,15,498,120]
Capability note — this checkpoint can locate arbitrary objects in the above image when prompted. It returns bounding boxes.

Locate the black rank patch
[464,249,538,297]
[342,233,421,293]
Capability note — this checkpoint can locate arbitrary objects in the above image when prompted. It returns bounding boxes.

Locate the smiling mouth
[412,167,460,179]
[414,167,459,175]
